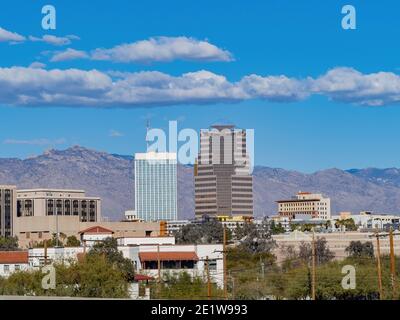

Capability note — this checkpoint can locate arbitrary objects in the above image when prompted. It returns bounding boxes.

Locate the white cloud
[29,34,79,46]
[91,36,233,63]
[50,48,89,62]
[311,67,400,106]
[109,130,124,137]
[29,62,46,69]
[0,27,25,42]
[3,138,66,145]
[0,66,400,107]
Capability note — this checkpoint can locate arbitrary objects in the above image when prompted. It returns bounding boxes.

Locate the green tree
[270,221,286,235]
[88,237,135,281]
[0,254,130,298]
[65,235,81,247]
[175,220,230,244]
[335,218,357,231]
[0,236,19,251]
[226,247,276,299]
[345,241,374,259]
[298,237,335,265]
[151,272,223,299]
[235,219,276,254]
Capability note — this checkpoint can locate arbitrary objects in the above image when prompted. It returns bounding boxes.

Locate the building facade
[277,192,331,220]
[0,185,17,237]
[0,251,29,277]
[137,244,224,288]
[195,125,253,219]
[134,152,177,221]
[16,189,101,222]
[14,215,162,248]
[333,211,400,230]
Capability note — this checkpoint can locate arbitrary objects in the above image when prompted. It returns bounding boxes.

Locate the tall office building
[135,152,177,221]
[194,125,253,219]
[0,185,17,237]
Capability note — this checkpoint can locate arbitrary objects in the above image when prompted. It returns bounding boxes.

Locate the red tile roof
[79,226,114,234]
[134,274,155,281]
[139,251,199,262]
[0,251,29,264]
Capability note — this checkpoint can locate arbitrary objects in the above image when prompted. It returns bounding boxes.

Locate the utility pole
[389,228,397,299]
[375,233,384,300]
[205,256,211,300]
[157,245,161,296]
[311,228,316,300]
[223,225,227,300]
[157,245,161,281]
[55,212,60,247]
[260,257,265,279]
[44,240,48,265]
[231,274,235,300]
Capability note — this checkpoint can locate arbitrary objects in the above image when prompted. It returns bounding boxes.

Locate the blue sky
[1,0,400,172]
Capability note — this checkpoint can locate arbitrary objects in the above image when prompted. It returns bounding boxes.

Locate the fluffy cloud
[0,27,25,42]
[47,37,232,64]
[50,48,89,62]
[311,67,400,106]
[0,27,80,45]
[91,36,233,63]
[0,66,400,107]
[0,67,112,106]
[28,62,46,69]
[29,34,80,46]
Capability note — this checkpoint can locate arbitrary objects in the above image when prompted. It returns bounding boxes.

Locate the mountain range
[1,146,400,220]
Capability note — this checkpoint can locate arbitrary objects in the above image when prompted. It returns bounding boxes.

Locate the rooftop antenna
[146,119,151,151]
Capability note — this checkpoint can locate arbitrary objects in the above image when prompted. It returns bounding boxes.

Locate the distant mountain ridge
[1,146,400,221]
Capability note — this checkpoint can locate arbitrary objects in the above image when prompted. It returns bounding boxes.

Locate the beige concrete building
[273,231,400,263]
[16,189,101,222]
[0,185,17,237]
[277,192,331,220]
[14,214,162,248]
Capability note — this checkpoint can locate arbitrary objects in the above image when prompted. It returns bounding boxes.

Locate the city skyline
[1,1,400,173]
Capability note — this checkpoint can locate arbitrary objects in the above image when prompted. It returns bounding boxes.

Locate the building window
[15,264,20,271]
[208,259,217,271]
[4,265,10,273]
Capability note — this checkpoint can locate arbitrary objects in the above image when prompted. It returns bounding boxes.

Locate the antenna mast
[146,119,151,151]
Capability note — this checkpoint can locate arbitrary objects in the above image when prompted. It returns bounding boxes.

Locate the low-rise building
[332,211,400,231]
[137,244,224,288]
[124,210,139,221]
[273,230,400,263]
[0,251,29,277]
[268,216,291,232]
[26,242,225,288]
[79,226,114,247]
[165,220,192,236]
[14,215,162,248]
[216,215,253,235]
[277,191,331,220]
[117,236,175,246]
[29,247,84,268]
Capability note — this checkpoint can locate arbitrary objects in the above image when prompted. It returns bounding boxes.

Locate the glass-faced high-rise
[134,152,177,221]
